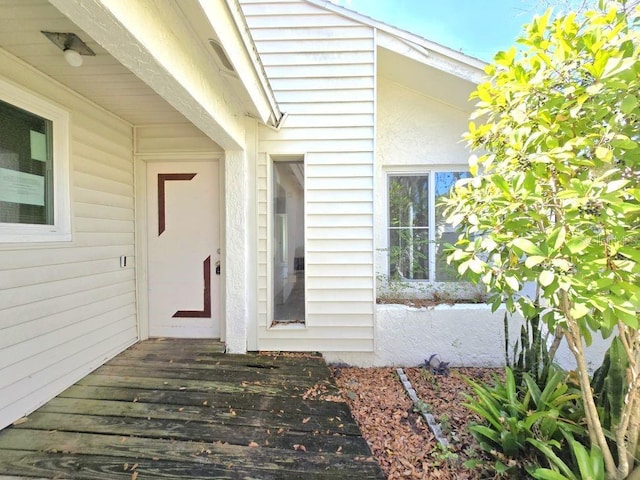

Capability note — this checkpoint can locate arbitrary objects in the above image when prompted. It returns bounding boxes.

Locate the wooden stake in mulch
[396,368,449,449]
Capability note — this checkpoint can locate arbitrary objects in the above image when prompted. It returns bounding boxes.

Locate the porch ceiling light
[41,31,96,68]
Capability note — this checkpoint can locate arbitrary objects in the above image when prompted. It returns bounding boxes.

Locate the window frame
[267,154,307,327]
[0,77,71,243]
[386,167,469,283]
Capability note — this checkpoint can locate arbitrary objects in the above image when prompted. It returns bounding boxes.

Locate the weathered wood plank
[11,412,370,455]
[0,449,382,479]
[124,339,224,354]
[117,348,325,368]
[105,357,331,381]
[39,398,361,435]
[77,373,334,398]
[0,340,383,478]
[91,365,340,393]
[0,430,380,477]
[59,385,350,417]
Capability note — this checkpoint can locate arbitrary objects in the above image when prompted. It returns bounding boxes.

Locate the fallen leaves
[333,366,492,480]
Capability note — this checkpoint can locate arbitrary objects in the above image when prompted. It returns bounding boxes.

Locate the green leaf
[570,302,590,319]
[617,246,640,263]
[505,275,520,291]
[531,468,571,480]
[606,179,628,193]
[527,438,577,480]
[552,226,566,252]
[566,237,591,255]
[620,94,638,114]
[539,270,555,287]
[513,238,543,255]
[525,255,546,268]
[595,146,612,162]
[468,258,484,274]
[570,440,600,480]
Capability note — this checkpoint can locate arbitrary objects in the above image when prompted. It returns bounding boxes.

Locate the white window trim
[267,154,307,328]
[0,77,71,243]
[386,166,469,283]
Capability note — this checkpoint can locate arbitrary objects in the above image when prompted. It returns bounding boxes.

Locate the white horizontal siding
[267,63,375,79]
[242,0,375,351]
[0,50,137,430]
[135,124,223,155]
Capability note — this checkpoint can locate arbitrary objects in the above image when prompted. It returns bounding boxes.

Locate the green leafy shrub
[443,2,640,477]
[464,366,586,476]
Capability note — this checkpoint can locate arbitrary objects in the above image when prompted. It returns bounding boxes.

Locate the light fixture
[63,49,83,67]
[41,31,95,68]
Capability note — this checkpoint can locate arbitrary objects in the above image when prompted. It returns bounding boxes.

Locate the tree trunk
[560,293,619,478]
[547,326,564,363]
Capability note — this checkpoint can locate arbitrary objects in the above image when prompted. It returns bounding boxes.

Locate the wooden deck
[0,339,383,479]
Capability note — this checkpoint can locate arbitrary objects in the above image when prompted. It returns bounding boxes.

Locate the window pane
[435,171,470,282]
[0,99,53,225]
[389,176,428,228]
[388,175,429,280]
[272,161,305,323]
[389,227,429,280]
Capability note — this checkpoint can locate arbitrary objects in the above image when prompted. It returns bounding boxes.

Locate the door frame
[134,152,225,341]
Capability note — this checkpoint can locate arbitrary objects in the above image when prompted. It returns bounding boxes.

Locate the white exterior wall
[375,77,474,288]
[0,51,137,430]
[324,304,523,367]
[241,0,376,351]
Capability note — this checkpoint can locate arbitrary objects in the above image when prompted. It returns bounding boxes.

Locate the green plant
[430,442,459,465]
[592,337,631,435]
[443,2,640,478]
[464,366,584,476]
[506,308,557,389]
[528,434,605,480]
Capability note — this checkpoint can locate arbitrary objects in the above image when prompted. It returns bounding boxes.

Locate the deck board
[0,339,383,479]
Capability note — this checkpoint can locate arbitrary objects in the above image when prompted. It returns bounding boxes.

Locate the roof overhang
[306,0,487,111]
[49,0,282,149]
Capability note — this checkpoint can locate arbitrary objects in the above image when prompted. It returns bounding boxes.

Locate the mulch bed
[333,366,499,479]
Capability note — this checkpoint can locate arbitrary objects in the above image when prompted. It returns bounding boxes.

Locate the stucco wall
[376,77,471,168]
[324,304,523,367]
[375,77,476,297]
[323,304,611,370]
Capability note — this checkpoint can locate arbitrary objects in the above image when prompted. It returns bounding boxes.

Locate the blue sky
[329,0,580,61]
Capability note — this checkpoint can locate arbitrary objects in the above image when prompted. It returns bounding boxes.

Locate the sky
[329,0,585,62]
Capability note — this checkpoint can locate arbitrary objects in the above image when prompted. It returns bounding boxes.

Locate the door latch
[215,260,221,275]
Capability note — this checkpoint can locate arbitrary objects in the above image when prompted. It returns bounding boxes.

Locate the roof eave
[305,0,487,83]
[202,0,283,127]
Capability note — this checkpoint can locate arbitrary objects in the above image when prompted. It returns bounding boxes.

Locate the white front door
[147,160,220,338]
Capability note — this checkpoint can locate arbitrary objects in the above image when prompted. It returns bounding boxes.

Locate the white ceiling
[0,0,189,125]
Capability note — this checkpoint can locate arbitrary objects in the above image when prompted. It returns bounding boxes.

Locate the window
[272,160,305,323]
[388,171,469,282]
[0,78,70,242]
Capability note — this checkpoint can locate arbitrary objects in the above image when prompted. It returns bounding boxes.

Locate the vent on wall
[208,39,235,73]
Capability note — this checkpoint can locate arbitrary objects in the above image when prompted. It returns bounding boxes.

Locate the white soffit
[49,0,255,150]
[198,0,282,127]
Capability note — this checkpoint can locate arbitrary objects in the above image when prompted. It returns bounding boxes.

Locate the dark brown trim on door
[173,256,211,318]
[157,173,197,236]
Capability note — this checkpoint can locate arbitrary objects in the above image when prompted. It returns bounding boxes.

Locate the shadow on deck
[0,339,383,479]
